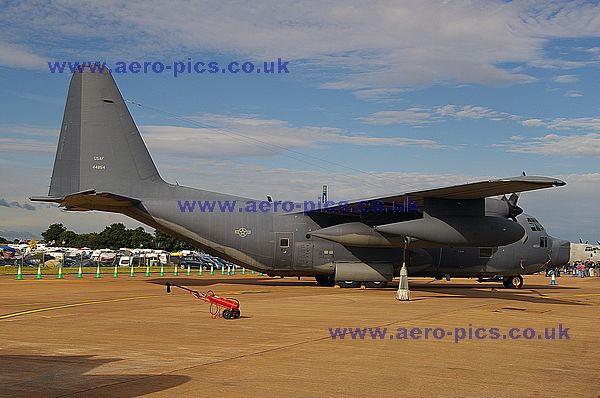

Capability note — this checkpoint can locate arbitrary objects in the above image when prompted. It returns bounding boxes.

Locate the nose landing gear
[502,275,524,289]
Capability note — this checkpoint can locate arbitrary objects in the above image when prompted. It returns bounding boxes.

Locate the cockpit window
[527,217,544,231]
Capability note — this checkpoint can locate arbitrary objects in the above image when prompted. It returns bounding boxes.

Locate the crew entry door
[274,232,294,267]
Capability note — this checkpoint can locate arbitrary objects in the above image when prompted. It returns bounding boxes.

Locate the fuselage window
[279,238,290,248]
[539,237,548,248]
[528,217,544,232]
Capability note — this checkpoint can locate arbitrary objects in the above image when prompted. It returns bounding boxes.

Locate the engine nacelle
[374,215,525,247]
[485,197,510,218]
[308,222,405,247]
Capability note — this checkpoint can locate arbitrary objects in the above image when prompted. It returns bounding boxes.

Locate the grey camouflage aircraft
[31,67,570,289]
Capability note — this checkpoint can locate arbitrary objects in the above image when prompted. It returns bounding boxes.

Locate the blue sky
[0,1,599,241]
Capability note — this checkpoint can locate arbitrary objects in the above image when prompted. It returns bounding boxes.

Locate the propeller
[579,238,589,244]
[501,192,523,221]
[597,241,600,246]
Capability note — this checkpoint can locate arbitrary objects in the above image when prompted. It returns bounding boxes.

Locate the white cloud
[521,119,545,127]
[353,88,410,101]
[546,118,600,130]
[2,1,600,92]
[564,90,583,97]
[361,109,432,126]
[0,138,55,153]
[452,105,503,120]
[551,74,579,83]
[365,104,520,125]
[0,40,46,69]
[517,117,600,131]
[518,173,600,241]
[496,133,600,157]
[0,125,59,137]
[140,114,442,158]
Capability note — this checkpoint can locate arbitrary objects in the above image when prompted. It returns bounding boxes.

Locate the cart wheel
[222,309,233,319]
[232,309,241,319]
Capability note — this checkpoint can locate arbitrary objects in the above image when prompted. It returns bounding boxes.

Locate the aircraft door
[274,232,294,267]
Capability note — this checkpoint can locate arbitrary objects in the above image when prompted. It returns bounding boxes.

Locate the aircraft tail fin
[47,65,163,199]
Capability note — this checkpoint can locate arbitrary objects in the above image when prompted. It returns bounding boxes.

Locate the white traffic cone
[396,262,410,301]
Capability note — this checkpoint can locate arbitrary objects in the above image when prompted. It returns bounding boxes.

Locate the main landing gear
[502,275,524,289]
[315,275,335,287]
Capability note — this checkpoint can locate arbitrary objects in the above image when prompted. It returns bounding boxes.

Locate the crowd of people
[561,261,598,277]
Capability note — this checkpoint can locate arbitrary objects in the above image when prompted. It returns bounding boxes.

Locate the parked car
[63,257,94,268]
[177,256,210,270]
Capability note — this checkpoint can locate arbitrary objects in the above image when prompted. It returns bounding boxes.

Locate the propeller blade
[579,238,583,243]
[501,192,523,221]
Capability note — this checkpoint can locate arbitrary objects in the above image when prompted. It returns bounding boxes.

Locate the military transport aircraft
[31,66,570,289]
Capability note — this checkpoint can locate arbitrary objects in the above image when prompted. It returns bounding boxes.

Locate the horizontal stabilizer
[30,190,140,212]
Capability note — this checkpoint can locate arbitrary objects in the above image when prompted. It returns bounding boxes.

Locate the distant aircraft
[569,242,599,263]
[31,66,570,289]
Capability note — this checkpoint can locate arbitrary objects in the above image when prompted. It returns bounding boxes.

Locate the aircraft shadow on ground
[0,354,190,397]
[147,277,586,306]
[412,284,585,306]
[148,277,317,288]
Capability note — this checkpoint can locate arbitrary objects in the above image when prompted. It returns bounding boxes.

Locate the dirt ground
[0,273,598,397]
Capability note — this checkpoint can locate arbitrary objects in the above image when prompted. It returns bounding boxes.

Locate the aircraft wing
[305,175,565,247]
[308,175,565,214]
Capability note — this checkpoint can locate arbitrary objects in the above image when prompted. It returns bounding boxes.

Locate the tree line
[40,223,193,252]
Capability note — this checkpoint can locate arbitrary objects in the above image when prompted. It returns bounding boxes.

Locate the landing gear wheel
[503,275,524,289]
[232,309,241,319]
[338,280,361,288]
[364,281,389,288]
[315,275,335,287]
[222,309,233,319]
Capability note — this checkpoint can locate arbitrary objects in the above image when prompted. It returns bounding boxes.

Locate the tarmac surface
[0,272,598,397]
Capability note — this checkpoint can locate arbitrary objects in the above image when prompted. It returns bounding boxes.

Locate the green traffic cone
[57,265,63,279]
[242,267,246,275]
[130,265,135,277]
[198,266,203,276]
[173,265,179,276]
[231,266,235,275]
[210,265,214,275]
[251,269,255,274]
[96,264,101,278]
[16,264,23,280]
[186,264,191,276]
[221,267,225,275]
[113,264,118,278]
[145,264,150,277]
[77,264,83,278]
[36,263,42,279]
[160,264,164,277]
